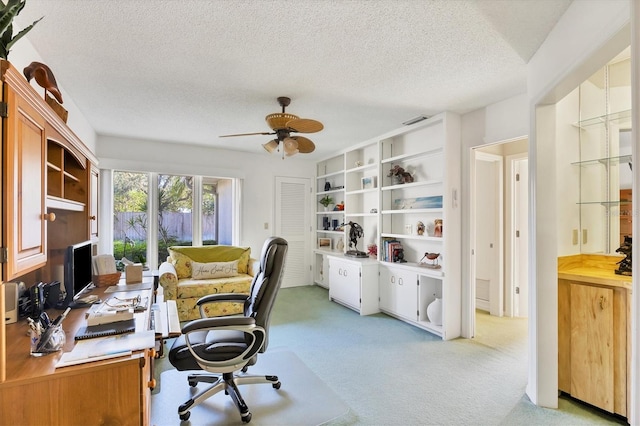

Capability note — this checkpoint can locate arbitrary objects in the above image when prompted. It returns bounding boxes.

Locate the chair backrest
[244,236,288,352]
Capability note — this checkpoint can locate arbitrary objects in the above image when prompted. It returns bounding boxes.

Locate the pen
[52,307,71,326]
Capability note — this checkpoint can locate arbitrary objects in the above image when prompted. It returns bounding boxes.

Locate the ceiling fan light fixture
[263,139,279,153]
[283,137,299,156]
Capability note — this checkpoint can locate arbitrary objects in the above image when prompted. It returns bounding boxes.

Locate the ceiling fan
[220,96,323,157]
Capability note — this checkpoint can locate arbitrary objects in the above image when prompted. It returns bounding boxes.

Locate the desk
[0,279,156,426]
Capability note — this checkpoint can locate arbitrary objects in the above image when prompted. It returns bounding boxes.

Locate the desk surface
[2,283,153,385]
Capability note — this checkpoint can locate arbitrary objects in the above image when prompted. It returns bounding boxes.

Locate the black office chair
[168,237,288,423]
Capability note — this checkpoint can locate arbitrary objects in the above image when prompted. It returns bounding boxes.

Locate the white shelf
[316,211,345,215]
[346,188,378,196]
[378,260,444,278]
[317,188,345,196]
[381,208,443,214]
[317,170,344,179]
[314,248,344,255]
[345,212,378,217]
[381,179,442,191]
[381,147,443,164]
[346,163,377,174]
[380,233,443,242]
[316,230,344,235]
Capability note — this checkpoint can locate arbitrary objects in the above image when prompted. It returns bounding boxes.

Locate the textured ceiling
[15,0,572,160]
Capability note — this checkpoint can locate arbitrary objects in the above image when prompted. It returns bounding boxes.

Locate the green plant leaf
[5,15,42,52]
[0,0,25,39]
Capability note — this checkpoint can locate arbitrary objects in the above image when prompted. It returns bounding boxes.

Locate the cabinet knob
[89,215,96,220]
[391,276,395,284]
[148,378,157,389]
[399,278,403,285]
[599,295,605,310]
[42,212,56,222]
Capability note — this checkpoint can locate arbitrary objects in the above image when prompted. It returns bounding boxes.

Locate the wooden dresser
[558,254,632,418]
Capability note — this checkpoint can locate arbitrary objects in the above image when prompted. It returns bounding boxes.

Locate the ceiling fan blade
[292,136,316,153]
[219,131,274,138]
[286,118,324,133]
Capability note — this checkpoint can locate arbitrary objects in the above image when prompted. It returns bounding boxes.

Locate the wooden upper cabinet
[0,60,98,280]
[2,75,47,280]
[90,165,99,239]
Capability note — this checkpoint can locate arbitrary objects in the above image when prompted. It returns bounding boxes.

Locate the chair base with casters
[178,372,281,422]
[168,236,289,423]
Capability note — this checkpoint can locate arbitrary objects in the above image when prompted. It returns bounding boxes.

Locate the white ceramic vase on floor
[426,297,443,326]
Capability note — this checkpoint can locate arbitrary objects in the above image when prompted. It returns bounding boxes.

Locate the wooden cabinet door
[3,89,47,280]
[570,283,614,412]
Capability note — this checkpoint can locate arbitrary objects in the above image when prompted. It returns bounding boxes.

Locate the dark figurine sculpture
[343,221,367,258]
[23,61,63,104]
[615,235,632,276]
[387,164,414,184]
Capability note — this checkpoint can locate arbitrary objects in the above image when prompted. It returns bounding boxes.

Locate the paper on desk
[55,330,155,368]
[104,283,152,293]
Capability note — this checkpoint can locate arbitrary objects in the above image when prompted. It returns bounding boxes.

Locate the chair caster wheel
[272,381,281,389]
[241,412,252,423]
[179,411,190,421]
[188,381,196,387]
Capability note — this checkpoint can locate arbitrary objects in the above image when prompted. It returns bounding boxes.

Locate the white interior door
[474,152,504,317]
[514,158,529,317]
[275,176,311,288]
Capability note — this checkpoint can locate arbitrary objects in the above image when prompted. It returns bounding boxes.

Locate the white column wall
[526,0,632,410]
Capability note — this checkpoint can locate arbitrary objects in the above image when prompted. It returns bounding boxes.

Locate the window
[112,171,236,269]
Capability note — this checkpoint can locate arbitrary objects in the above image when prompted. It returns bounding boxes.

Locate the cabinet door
[329,259,360,309]
[570,283,614,412]
[89,164,99,238]
[379,266,417,320]
[3,90,47,280]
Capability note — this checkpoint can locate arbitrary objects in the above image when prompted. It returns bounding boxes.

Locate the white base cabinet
[328,255,379,315]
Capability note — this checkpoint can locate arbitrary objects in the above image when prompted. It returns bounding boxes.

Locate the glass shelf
[571,154,632,167]
[573,109,631,128]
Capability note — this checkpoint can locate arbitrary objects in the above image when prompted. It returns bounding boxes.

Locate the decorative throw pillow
[191,260,239,280]
[169,245,251,274]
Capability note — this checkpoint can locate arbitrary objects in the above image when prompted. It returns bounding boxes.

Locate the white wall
[527,0,631,410]
[10,39,97,153]
[97,135,315,260]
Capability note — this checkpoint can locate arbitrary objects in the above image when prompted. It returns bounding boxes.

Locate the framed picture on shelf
[361,176,377,190]
[318,238,332,249]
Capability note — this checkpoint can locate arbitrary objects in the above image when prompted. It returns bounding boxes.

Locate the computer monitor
[62,240,93,308]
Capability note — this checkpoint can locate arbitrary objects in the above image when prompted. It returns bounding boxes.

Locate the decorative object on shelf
[219,96,322,158]
[318,238,332,249]
[393,196,443,210]
[416,221,425,235]
[392,247,406,263]
[324,182,331,191]
[434,219,443,237]
[426,296,443,326]
[319,195,334,211]
[322,216,330,230]
[0,1,43,60]
[387,165,414,184]
[336,238,345,251]
[370,208,377,213]
[332,219,339,230]
[361,175,376,190]
[332,185,344,190]
[355,160,362,167]
[343,221,368,257]
[367,243,377,258]
[334,201,344,211]
[615,235,632,276]
[418,252,441,269]
[23,61,63,104]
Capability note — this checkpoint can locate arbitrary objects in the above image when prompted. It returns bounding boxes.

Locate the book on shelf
[382,239,402,262]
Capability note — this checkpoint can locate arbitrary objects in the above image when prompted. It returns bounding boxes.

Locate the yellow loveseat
[158,245,257,321]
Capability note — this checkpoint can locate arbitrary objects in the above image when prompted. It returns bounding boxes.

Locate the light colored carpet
[151,348,350,425]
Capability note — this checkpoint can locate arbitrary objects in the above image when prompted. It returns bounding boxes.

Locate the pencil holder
[30,324,66,356]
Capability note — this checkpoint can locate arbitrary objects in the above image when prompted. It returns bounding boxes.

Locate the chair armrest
[196,293,249,306]
[182,316,266,370]
[158,262,179,300]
